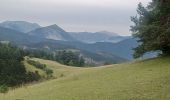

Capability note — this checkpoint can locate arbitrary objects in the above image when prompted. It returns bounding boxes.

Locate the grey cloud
[0,0,151,35]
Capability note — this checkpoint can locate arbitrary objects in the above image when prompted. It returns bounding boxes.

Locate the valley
[0,21,138,65]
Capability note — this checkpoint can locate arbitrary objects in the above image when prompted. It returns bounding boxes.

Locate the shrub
[0,85,9,93]
[27,59,53,77]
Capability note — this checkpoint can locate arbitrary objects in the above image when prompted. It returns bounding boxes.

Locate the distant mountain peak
[28,24,75,41]
[0,21,41,33]
[48,24,58,28]
[46,24,65,32]
[1,21,41,27]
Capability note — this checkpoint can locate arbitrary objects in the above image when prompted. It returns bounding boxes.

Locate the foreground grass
[1,57,170,100]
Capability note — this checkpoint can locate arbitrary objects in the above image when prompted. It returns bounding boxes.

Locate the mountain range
[0,21,138,65]
[69,31,130,43]
[0,21,41,33]
[28,24,75,41]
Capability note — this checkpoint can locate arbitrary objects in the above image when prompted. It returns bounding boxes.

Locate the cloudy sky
[0,0,151,36]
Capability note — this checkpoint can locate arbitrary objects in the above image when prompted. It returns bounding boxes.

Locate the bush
[27,60,46,69]
[26,71,41,82]
[0,85,9,93]
[27,59,53,77]
[44,68,53,77]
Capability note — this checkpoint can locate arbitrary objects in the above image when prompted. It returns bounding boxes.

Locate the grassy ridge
[1,57,170,100]
[24,61,46,77]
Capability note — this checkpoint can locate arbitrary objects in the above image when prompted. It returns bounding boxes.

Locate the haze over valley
[0,21,138,65]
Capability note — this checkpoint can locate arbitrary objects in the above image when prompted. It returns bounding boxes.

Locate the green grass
[24,60,46,77]
[1,57,170,100]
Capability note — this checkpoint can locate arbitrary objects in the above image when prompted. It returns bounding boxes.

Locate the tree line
[26,49,85,67]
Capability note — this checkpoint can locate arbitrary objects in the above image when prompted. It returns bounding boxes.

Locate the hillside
[28,24,75,41]
[0,26,128,65]
[0,27,29,42]
[0,27,44,44]
[0,21,41,33]
[1,57,170,100]
[69,31,130,43]
[0,21,138,64]
[61,38,137,59]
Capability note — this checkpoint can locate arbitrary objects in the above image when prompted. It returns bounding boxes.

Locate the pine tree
[131,0,170,58]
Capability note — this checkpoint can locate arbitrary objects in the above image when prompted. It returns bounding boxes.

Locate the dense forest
[0,43,41,93]
[0,43,26,86]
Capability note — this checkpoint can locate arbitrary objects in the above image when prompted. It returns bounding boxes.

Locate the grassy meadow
[1,57,170,100]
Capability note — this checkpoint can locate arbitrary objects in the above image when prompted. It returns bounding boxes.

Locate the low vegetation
[27,50,85,67]
[26,59,53,78]
[0,43,48,93]
[1,57,170,99]
[0,43,84,93]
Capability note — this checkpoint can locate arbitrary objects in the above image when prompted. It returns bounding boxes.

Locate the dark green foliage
[55,50,85,67]
[27,60,47,69]
[27,49,85,67]
[79,57,85,67]
[131,0,170,58]
[0,43,26,86]
[44,69,53,77]
[27,59,53,77]
[0,43,42,88]
[0,84,9,93]
[26,71,41,82]
[26,49,55,60]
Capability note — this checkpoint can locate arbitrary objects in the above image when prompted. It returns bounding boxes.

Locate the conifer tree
[131,0,170,58]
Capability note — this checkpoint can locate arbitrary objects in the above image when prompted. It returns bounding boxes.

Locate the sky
[0,0,151,36]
